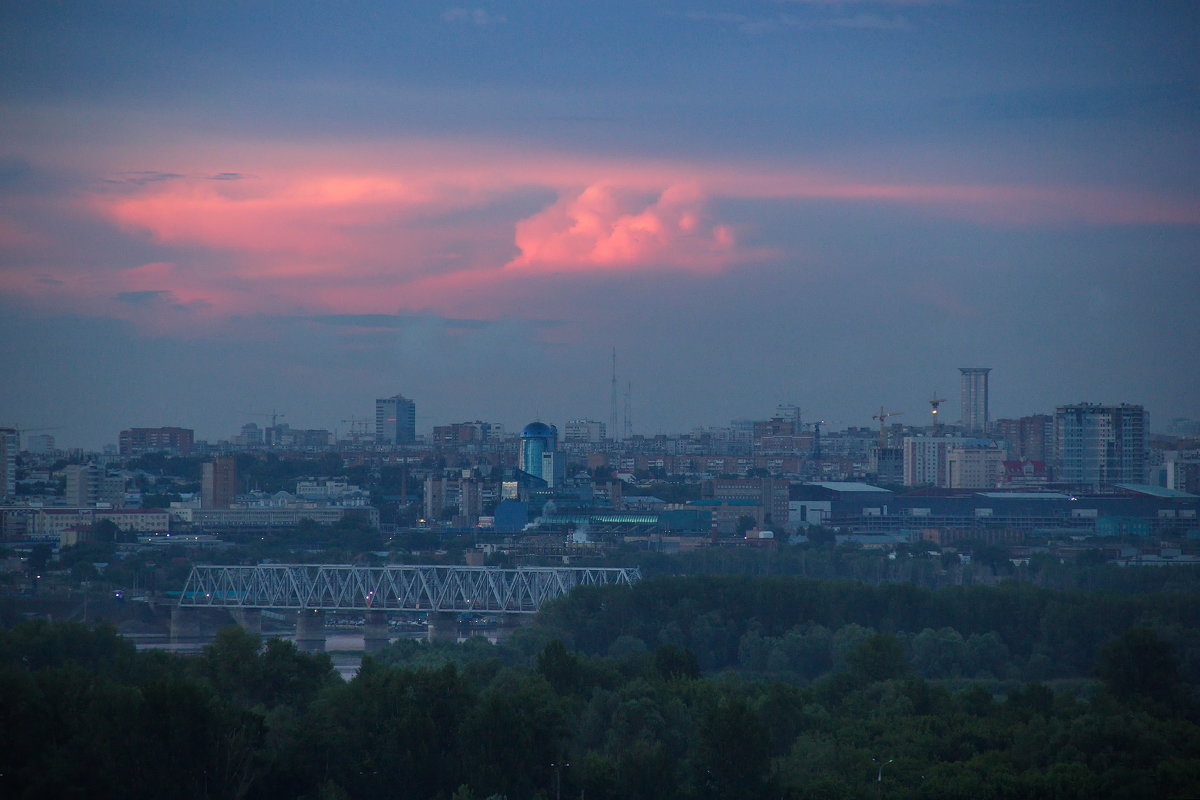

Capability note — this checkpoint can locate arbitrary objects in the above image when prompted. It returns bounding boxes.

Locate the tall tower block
[959,368,991,435]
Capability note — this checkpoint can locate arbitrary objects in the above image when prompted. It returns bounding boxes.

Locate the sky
[1,1,1198,449]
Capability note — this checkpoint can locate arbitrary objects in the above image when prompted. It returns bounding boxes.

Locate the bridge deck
[178,564,641,614]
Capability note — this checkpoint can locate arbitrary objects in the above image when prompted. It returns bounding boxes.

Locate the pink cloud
[507,183,750,273]
[3,138,1195,334]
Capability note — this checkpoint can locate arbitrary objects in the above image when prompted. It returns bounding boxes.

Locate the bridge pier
[295,609,326,652]
[169,605,203,644]
[364,610,390,652]
[428,611,460,642]
[231,608,262,635]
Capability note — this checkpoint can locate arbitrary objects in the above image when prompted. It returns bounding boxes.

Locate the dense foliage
[2,574,1199,799]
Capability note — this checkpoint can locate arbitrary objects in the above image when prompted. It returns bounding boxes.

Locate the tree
[845,632,910,682]
[691,695,772,800]
[1095,627,1181,702]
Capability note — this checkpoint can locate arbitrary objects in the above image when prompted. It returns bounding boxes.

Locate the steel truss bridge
[179,564,641,614]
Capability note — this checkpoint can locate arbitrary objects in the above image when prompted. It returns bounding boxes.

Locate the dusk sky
[2,1,1198,449]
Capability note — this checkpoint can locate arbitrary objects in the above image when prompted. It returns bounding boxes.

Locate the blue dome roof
[521,422,556,438]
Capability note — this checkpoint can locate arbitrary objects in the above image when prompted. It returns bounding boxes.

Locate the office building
[959,368,991,435]
[519,422,558,482]
[201,456,238,509]
[1054,403,1147,485]
[375,395,416,445]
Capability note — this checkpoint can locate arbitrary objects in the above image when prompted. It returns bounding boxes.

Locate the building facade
[518,422,558,481]
[118,427,194,456]
[0,428,17,500]
[959,368,991,435]
[564,419,607,444]
[1054,403,1147,485]
[201,456,238,508]
[992,414,1053,462]
[375,395,417,445]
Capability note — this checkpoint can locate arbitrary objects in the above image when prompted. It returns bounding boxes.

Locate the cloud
[115,289,175,306]
[3,139,1194,336]
[103,171,185,186]
[209,172,252,181]
[507,183,750,273]
[442,8,506,25]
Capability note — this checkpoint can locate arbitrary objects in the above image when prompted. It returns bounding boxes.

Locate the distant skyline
[2,2,1197,449]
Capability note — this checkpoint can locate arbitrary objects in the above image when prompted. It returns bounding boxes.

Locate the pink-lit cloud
[506,183,750,273]
[3,138,1196,332]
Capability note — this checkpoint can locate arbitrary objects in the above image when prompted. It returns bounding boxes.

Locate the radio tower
[610,348,619,442]
[624,381,632,440]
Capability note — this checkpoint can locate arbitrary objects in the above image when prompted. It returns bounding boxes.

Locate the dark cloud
[208,172,252,181]
[103,171,185,186]
[114,289,175,305]
[301,312,561,331]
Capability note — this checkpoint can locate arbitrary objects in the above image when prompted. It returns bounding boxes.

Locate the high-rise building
[564,419,606,444]
[903,436,963,487]
[0,428,15,500]
[992,414,1053,462]
[26,434,56,454]
[959,368,991,435]
[201,456,238,508]
[1054,403,1147,486]
[118,427,194,456]
[65,463,100,506]
[519,422,558,482]
[375,395,416,445]
[946,445,1006,489]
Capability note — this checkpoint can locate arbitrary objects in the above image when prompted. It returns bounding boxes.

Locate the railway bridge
[175,564,641,651]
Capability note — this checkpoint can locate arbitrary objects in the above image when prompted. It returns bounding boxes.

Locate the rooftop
[805,482,892,493]
[1114,483,1200,500]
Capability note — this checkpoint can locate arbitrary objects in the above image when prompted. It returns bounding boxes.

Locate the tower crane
[341,417,371,445]
[928,393,947,435]
[872,407,903,449]
[245,410,286,428]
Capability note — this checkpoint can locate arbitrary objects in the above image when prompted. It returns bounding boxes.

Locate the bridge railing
[178,564,641,613]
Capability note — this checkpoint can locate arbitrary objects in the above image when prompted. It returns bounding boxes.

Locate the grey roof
[805,482,892,493]
[1114,483,1200,499]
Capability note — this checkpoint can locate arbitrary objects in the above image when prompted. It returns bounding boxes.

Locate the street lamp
[550,761,570,800]
[872,757,894,800]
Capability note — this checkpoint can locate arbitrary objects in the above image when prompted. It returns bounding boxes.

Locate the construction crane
[928,392,947,435]
[341,417,371,445]
[872,407,903,449]
[2,425,63,449]
[809,420,827,461]
[245,410,286,428]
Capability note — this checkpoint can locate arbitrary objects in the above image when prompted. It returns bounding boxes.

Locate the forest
[2,574,1198,799]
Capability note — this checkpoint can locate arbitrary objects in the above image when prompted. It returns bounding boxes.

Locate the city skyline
[2,2,1197,449]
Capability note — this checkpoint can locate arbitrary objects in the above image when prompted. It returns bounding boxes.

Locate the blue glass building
[519,422,558,481]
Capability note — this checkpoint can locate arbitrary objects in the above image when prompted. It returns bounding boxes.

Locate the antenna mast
[610,348,619,442]
[624,381,632,440]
